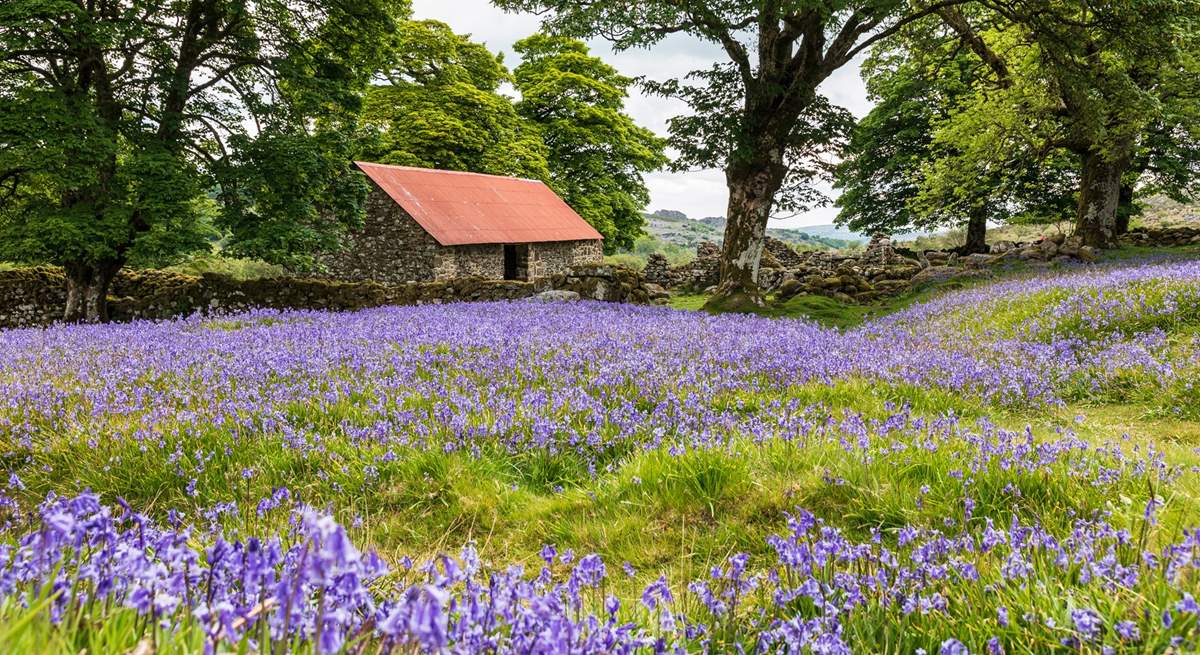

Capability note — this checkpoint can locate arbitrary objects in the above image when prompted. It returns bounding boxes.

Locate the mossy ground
[671,276,982,328]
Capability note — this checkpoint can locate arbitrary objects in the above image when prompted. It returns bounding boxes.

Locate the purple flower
[642,575,674,611]
[1071,608,1102,640]
[940,638,970,655]
[1115,620,1140,641]
[574,553,606,587]
[1178,593,1199,615]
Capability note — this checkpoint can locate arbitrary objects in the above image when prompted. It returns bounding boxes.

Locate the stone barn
[319,162,604,284]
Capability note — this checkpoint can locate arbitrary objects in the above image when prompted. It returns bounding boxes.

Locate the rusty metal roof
[355,162,604,246]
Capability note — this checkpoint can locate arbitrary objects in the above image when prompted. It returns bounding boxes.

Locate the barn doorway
[503,244,528,280]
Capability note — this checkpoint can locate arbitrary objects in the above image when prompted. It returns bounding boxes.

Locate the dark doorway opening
[503,244,528,280]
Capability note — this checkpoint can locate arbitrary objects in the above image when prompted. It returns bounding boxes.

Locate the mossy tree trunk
[1075,145,1133,249]
[708,151,787,310]
[63,260,122,323]
[962,206,988,254]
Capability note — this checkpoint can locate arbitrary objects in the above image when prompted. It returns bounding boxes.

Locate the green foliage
[1135,46,1200,205]
[0,0,408,318]
[493,0,957,295]
[835,16,1077,239]
[361,20,551,181]
[605,232,695,270]
[164,253,286,281]
[912,0,1200,241]
[513,35,667,252]
[218,127,370,270]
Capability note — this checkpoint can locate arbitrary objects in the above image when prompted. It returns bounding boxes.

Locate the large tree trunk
[63,260,123,323]
[705,156,786,311]
[1075,147,1131,248]
[961,206,988,254]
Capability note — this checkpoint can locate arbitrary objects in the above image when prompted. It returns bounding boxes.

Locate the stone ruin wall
[643,226,1200,305]
[1120,225,1200,247]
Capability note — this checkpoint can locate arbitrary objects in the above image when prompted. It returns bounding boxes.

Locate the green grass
[669,276,981,328]
[164,252,286,279]
[11,382,1196,653]
[668,293,879,327]
[11,369,1195,597]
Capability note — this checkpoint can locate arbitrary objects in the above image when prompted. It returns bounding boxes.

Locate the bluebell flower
[939,638,970,655]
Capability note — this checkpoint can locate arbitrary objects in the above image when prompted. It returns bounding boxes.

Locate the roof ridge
[353,161,542,184]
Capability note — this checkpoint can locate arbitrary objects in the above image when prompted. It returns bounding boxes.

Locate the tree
[1120,46,1200,232]
[835,16,1077,253]
[931,1,1199,247]
[493,0,967,308]
[0,0,405,322]
[512,34,666,252]
[835,21,987,251]
[361,20,551,181]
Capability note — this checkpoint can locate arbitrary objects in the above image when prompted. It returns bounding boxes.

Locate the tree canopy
[360,20,551,181]
[922,0,1200,246]
[834,13,1079,252]
[513,34,666,252]
[0,0,407,321]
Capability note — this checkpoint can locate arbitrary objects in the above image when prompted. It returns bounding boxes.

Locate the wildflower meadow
[2,258,1199,654]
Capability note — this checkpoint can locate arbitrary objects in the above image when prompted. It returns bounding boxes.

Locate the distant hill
[645,210,862,250]
[783,223,872,243]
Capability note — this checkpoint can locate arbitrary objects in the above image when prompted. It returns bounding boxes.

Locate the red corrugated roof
[355,162,604,246]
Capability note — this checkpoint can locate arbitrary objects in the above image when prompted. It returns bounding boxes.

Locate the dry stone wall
[0,265,662,329]
[644,228,1197,305]
[1120,226,1200,247]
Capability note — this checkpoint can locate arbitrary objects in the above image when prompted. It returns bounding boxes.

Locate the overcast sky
[410,0,874,228]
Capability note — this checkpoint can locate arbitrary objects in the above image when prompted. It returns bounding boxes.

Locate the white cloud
[410,0,873,228]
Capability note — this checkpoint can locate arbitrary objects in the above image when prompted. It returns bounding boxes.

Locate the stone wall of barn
[434,245,505,280]
[529,240,604,279]
[318,183,604,284]
[316,185,442,284]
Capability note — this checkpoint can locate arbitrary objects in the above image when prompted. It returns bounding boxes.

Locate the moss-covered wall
[0,264,659,329]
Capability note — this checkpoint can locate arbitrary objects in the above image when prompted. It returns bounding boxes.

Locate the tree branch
[936,7,1011,87]
[838,0,974,68]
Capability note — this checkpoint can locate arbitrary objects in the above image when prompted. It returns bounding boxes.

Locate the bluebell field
[1,258,1199,653]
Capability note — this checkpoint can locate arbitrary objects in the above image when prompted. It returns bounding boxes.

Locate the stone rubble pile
[1119,225,1200,247]
[642,229,1173,304]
